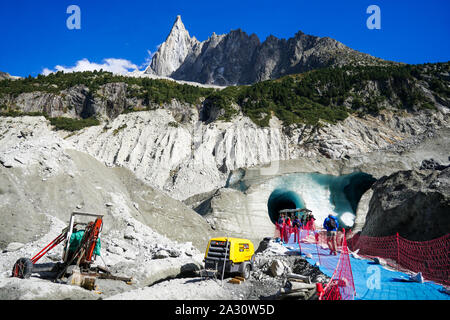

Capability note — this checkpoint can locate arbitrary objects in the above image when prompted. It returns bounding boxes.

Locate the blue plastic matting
[282,241,449,300]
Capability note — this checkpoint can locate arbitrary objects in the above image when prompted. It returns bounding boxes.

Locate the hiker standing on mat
[284,214,292,243]
[324,214,339,255]
[292,216,302,243]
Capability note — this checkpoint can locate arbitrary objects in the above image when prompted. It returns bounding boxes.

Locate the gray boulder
[362,167,450,241]
[4,242,24,252]
[153,250,170,259]
[270,259,286,277]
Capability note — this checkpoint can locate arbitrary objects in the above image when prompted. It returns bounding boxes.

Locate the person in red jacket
[292,216,302,243]
[284,215,292,243]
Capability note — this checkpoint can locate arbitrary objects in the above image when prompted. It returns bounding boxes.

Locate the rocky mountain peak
[171,15,187,35]
[145,16,388,85]
[144,15,198,77]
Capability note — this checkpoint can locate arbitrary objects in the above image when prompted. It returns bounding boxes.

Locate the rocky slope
[0,114,227,299]
[0,85,448,300]
[3,107,448,248]
[1,63,449,204]
[0,82,132,120]
[69,107,449,202]
[1,96,447,204]
[145,16,391,85]
[0,116,216,251]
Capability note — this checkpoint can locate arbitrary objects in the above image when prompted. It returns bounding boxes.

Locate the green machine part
[69,230,101,256]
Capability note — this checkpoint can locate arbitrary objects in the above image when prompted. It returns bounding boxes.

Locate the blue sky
[1,0,449,77]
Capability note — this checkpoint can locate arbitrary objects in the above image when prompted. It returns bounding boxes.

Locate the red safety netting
[276,225,316,244]
[319,231,356,300]
[313,230,346,275]
[273,223,450,299]
[348,232,450,286]
[274,223,355,300]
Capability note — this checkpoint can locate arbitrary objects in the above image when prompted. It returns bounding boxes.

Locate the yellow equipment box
[204,237,255,279]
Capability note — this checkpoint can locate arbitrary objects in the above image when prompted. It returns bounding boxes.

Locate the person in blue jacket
[323,214,339,255]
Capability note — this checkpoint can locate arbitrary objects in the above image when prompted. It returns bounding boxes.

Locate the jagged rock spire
[145,15,198,77]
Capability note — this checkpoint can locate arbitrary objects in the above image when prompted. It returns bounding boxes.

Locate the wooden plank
[287,273,310,283]
[279,291,306,300]
[289,278,308,284]
[228,278,241,284]
[290,282,316,290]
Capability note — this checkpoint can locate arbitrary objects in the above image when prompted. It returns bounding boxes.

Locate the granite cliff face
[0,83,130,120]
[144,16,389,85]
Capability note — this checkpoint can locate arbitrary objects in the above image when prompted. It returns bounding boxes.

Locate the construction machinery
[11,212,132,290]
[203,237,255,281]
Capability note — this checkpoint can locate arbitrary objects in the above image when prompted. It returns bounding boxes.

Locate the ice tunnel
[265,172,376,228]
[267,189,305,224]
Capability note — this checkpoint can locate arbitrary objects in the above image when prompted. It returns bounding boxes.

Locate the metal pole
[221,238,229,286]
[63,213,75,263]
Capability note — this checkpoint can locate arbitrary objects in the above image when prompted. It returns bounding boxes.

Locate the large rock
[0,85,92,119]
[270,259,287,277]
[361,167,450,241]
[352,189,374,234]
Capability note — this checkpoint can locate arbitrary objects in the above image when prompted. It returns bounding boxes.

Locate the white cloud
[139,44,161,70]
[42,58,139,75]
[139,50,154,70]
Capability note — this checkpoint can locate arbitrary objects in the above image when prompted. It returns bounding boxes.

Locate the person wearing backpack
[292,216,302,243]
[323,214,339,255]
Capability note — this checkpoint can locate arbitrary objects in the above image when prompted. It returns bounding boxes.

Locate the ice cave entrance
[267,188,305,224]
[266,172,376,228]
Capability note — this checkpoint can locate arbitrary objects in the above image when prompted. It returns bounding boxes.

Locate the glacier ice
[264,172,376,228]
[267,188,305,223]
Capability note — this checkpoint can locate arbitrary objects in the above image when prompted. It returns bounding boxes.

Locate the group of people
[276,210,340,256]
[276,211,316,244]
